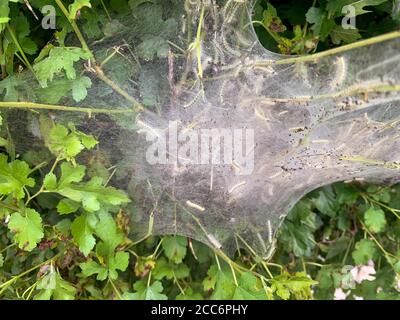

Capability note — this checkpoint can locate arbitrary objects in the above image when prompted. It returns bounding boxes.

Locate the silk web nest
[2,0,400,259]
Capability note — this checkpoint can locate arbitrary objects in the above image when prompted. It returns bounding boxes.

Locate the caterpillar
[262,239,276,261]
[186,200,206,212]
[228,181,246,194]
[330,56,347,89]
[219,80,227,104]
[183,88,204,108]
[267,220,273,244]
[207,234,222,249]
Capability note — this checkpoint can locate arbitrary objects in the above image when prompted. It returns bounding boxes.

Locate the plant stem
[93,66,144,111]
[255,30,400,66]
[0,201,19,212]
[108,278,122,300]
[25,155,61,206]
[6,25,35,77]
[0,253,60,295]
[54,0,146,111]
[0,243,17,254]
[0,34,6,79]
[0,101,136,114]
[54,0,93,57]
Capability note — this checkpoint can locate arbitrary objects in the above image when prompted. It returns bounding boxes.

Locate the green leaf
[352,239,378,264]
[13,16,38,55]
[111,0,129,13]
[107,251,129,280]
[203,265,236,300]
[58,177,130,212]
[69,0,92,20]
[279,200,318,257]
[33,47,92,88]
[68,123,98,149]
[72,76,92,102]
[271,272,317,300]
[0,154,35,199]
[71,214,96,256]
[35,270,76,300]
[95,211,124,254]
[80,212,129,280]
[364,206,387,233]
[58,162,86,189]
[57,198,81,215]
[232,272,268,300]
[327,0,387,18]
[8,209,44,251]
[45,124,96,162]
[153,257,189,280]
[162,236,187,264]
[0,253,4,268]
[128,0,152,12]
[305,7,335,40]
[43,172,57,190]
[0,76,21,101]
[0,1,10,33]
[137,36,170,60]
[311,186,339,217]
[176,288,203,300]
[326,236,351,260]
[330,24,361,44]
[335,183,359,205]
[80,260,108,280]
[47,125,84,160]
[124,280,167,300]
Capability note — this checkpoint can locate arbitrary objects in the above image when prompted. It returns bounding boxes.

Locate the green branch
[255,30,400,66]
[0,101,136,114]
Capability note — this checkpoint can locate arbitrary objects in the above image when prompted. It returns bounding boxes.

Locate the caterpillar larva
[219,80,227,104]
[330,56,347,89]
[267,184,274,196]
[228,181,246,194]
[210,166,214,191]
[186,200,206,212]
[262,239,276,261]
[269,170,283,180]
[225,1,243,24]
[267,220,272,244]
[256,232,268,254]
[312,139,330,144]
[231,160,242,174]
[136,117,163,138]
[183,88,203,108]
[254,107,269,121]
[222,0,234,19]
[207,234,222,249]
[220,30,243,57]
